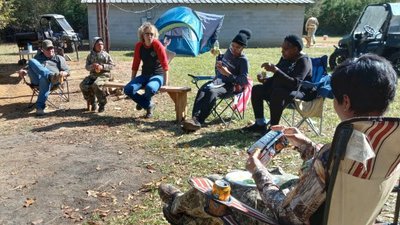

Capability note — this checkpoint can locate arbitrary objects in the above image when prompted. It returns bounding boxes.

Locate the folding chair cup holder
[20,74,70,109]
[187,74,252,126]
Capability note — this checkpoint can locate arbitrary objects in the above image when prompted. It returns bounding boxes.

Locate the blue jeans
[28,59,53,110]
[124,75,164,109]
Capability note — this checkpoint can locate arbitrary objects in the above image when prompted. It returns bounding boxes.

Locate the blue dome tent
[155,6,224,56]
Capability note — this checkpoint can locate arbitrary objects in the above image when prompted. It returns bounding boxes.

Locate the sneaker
[182,117,201,131]
[145,104,155,118]
[162,204,183,225]
[158,184,182,204]
[136,104,143,111]
[36,108,45,116]
[242,123,268,134]
[98,104,105,113]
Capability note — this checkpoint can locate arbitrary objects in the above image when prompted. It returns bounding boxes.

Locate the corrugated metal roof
[81,0,314,3]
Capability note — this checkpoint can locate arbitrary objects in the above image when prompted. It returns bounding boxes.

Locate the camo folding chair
[19,72,70,109]
[187,74,252,126]
[323,117,400,225]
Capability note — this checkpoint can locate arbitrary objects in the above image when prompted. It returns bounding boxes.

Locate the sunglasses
[144,32,154,37]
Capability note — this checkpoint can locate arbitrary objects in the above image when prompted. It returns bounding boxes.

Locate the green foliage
[306,0,398,35]
[0,0,15,29]
[1,0,87,40]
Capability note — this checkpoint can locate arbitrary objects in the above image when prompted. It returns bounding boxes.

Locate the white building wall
[86,3,305,49]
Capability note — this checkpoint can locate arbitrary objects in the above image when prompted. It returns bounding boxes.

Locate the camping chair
[187,74,253,126]
[19,72,70,109]
[283,55,333,136]
[323,117,400,225]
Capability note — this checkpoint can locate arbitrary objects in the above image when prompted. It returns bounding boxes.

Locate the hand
[216,62,230,77]
[270,125,312,149]
[246,148,264,174]
[59,71,68,77]
[257,73,267,83]
[18,69,27,77]
[92,63,99,70]
[261,62,277,73]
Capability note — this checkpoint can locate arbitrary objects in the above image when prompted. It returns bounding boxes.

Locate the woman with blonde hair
[124,22,169,118]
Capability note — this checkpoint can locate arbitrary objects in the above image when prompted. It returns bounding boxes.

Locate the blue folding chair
[288,55,333,136]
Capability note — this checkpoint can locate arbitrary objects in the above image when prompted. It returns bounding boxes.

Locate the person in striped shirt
[158,54,397,225]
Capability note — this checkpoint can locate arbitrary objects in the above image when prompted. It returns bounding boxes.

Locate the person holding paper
[182,29,251,131]
[158,54,397,225]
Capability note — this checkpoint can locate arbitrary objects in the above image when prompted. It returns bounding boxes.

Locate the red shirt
[131,39,169,76]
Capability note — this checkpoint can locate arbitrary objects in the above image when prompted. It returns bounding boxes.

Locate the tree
[0,0,15,29]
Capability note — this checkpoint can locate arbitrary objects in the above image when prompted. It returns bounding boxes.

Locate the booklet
[247,130,289,165]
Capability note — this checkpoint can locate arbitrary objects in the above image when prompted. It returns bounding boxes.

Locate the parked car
[329,3,400,74]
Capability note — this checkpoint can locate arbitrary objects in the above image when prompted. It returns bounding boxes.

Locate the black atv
[329,3,400,74]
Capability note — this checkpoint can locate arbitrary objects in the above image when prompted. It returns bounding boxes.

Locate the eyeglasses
[144,32,154,37]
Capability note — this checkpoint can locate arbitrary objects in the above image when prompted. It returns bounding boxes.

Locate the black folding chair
[20,73,70,109]
[187,74,252,126]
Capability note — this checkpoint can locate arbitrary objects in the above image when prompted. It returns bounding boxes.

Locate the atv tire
[329,50,348,70]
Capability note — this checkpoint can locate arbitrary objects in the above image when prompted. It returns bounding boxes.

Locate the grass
[1,36,399,224]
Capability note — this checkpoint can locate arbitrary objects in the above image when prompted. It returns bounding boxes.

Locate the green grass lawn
[1,38,399,224]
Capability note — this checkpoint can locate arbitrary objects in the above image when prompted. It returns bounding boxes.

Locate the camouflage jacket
[85,50,115,78]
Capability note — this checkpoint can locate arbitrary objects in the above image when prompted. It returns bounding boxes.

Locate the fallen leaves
[23,197,35,207]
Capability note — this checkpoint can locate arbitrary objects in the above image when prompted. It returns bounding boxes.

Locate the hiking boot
[36,108,45,116]
[242,123,268,134]
[145,104,155,118]
[158,184,182,204]
[91,103,97,112]
[163,204,183,225]
[98,104,105,113]
[136,104,143,111]
[182,117,201,131]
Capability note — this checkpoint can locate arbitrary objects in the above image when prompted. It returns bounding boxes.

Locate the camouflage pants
[170,183,277,225]
[80,75,109,106]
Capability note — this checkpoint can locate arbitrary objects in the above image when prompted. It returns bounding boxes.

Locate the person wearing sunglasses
[124,22,169,118]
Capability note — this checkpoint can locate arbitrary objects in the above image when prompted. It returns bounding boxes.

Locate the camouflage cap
[42,40,54,50]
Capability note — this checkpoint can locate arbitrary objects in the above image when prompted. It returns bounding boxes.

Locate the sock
[256,118,267,126]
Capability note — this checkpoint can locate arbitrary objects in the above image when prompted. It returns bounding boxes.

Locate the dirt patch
[0,58,169,224]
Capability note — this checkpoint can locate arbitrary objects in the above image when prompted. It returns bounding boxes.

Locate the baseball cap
[42,40,54,50]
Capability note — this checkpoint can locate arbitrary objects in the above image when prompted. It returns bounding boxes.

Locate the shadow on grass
[0,103,184,134]
[176,127,257,149]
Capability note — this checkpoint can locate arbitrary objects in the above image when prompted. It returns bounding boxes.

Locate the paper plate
[224,170,256,187]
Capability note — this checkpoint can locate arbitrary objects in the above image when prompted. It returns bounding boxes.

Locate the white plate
[224,170,256,187]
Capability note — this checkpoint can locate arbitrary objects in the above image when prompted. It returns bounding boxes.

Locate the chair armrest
[187,74,215,89]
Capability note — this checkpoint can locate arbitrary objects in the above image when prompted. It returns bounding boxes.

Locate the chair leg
[394,181,400,225]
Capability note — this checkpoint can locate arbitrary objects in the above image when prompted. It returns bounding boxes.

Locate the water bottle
[212,40,220,57]
[27,43,32,52]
